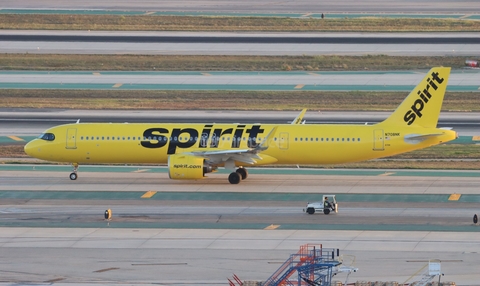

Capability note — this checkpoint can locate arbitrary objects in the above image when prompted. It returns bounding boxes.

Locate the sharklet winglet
[254,127,278,152]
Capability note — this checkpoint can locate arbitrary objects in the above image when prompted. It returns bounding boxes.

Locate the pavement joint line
[94,267,120,273]
[44,278,65,283]
[141,191,157,198]
[264,224,280,230]
[7,135,24,141]
[112,83,123,88]
[448,193,461,201]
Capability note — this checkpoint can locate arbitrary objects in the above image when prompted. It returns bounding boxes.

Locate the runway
[1,69,480,91]
[4,34,480,44]
[1,167,480,285]
[2,31,479,56]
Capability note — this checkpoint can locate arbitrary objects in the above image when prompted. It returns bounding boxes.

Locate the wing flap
[186,127,279,165]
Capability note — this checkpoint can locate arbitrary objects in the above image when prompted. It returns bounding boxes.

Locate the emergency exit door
[373,129,384,151]
[279,132,289,150]
[66,128,77,149]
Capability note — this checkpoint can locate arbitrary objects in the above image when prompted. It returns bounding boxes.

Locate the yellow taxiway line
[141,191,157,199]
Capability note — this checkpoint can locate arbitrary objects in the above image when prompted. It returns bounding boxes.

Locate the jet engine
[168,154,214,180]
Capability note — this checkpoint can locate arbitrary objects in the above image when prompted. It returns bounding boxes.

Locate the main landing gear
[228,167,248,184]
[69,163,79,180]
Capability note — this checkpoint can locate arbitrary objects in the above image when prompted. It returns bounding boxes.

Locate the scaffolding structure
[263,244,341,286]
[409,259,443,286]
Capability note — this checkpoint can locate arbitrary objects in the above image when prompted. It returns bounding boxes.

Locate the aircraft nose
[24,140,38,157]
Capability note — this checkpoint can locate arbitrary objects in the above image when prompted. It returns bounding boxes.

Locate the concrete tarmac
[2,31,478,56]
[1,168,480,285]
[1,227,479,285]
[1,69,479,91]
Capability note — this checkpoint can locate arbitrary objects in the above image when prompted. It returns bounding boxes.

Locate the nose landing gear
[69,163,79,180]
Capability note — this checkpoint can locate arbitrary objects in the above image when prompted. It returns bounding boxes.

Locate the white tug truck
[304,195,338,215]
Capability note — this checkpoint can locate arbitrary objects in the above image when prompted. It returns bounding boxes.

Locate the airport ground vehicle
[304,195,338,215]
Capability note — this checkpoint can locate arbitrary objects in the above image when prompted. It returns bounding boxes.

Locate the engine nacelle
[168,154,213,180]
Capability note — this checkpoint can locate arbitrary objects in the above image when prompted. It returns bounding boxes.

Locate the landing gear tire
[306,208,315,215]
[236,167,248,180]
[70,163,79,181]
[228,172,242,184]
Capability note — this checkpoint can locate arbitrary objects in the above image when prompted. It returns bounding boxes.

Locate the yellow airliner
[24,67,457,184]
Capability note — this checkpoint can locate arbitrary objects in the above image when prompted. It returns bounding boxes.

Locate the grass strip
[1,15,480,32]
[1,89,479,111]
[0,54,471,71]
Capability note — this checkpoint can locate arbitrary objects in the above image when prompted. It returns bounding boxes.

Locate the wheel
[323,208,330,215]
[69,172,77,180]
[474,214,478,224]
[236,167,248,180]
[228,172,241,184]
[306,208,315,215]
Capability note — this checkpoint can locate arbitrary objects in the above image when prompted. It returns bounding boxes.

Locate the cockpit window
[38,133,55,141]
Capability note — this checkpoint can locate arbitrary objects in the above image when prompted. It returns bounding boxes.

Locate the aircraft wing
[188,127,279,165]
[191,149,264,165]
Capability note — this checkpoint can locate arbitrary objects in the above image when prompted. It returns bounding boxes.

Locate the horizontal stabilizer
[404,133,443,144]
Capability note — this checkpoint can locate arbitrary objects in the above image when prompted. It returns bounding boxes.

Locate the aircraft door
[66,128,77,149]
[373,129,384,151]
[279,132,289,150]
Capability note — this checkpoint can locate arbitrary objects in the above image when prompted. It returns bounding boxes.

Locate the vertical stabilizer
[380,67,450,128]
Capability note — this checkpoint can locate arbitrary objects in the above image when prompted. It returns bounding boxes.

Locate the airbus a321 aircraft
[24,67,457,184]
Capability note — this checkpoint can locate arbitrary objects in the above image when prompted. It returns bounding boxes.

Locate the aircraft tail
[379,67,450,128]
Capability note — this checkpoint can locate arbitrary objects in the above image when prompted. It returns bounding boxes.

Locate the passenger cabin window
[39,133,55,141]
